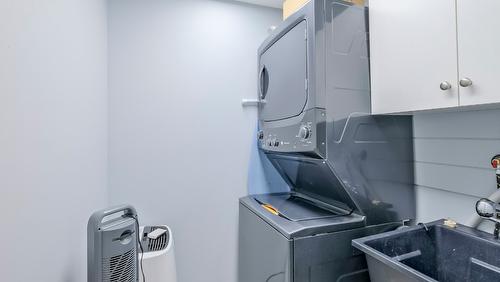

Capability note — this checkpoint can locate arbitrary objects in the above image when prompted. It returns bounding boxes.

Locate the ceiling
[234,0,283,9]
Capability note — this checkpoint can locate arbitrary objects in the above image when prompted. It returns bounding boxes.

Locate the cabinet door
[457,0,500,106]
[370,0,459,114]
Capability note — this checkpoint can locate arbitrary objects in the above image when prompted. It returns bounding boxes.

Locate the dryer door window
[260,20,308,122]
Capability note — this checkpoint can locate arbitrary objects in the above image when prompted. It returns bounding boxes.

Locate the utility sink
[352,219,500,282]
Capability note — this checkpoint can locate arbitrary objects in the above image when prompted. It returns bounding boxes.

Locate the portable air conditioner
[139,225,177,282]
[88,205,139,282]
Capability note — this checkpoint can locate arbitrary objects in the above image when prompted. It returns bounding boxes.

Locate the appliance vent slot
[142,226,169,252]
[102,248,136,282]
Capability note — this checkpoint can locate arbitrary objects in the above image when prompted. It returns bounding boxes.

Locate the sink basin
[352,219,500,282]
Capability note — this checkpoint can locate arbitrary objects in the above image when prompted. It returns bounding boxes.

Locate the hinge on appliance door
[304,29,307,41]
[305,78,308,91]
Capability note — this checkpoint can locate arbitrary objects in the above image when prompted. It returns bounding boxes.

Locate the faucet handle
[491,155,500,168]
[476,198,500,223]
[491,155,500,189]
[476,198,500,239]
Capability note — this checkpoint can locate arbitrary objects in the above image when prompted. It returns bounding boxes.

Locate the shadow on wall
[247,123,290,195]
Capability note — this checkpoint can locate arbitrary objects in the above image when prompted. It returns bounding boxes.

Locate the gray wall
[107,1,282,281]
[0,0,108,281]
[414,109,500,225]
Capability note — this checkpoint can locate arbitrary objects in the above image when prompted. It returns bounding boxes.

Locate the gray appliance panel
[293,223,401,282]
[238,202,292,282]
[326,115,415,225]
[265,154,358,212]
[259,20,308,122]
[238,199,401,282]
[100,218,137,258]
[240,195,365,239]
[257,0,416,225]
[258,2,319,155]
[253,193,348,222]
[259,109,326,156]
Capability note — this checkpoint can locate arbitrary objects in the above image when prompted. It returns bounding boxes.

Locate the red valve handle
[492,159,500,169]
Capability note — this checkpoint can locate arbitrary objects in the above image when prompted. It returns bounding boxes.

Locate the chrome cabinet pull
[459,77,473,87]
[440,81,452,91]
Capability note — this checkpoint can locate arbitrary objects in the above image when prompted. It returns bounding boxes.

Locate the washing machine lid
[240,195,366,239]
[259,20,308,122]
[253,193,350,222]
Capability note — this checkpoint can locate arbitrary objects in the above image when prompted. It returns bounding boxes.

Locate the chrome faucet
[476,198,500,239]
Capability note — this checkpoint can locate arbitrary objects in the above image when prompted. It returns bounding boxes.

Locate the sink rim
[352,219,500,282]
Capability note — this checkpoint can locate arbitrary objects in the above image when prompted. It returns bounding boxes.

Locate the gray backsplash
[413,109,500,224]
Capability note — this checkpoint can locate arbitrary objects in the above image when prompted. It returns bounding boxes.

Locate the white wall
[414,109,500,226]
[107,1,282,281]
[0,0,108,281]
[235,0,283,8]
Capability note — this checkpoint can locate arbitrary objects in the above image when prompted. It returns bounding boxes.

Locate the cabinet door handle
[459,78,473,88]
[440,81,452,91]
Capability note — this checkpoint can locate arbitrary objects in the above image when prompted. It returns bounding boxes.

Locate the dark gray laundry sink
[352,219,500,282]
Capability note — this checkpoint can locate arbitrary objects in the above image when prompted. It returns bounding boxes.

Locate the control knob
[298,126,311,140]
[257,130,264,140]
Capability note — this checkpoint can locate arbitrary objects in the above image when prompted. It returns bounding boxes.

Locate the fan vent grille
[102,248,136,282]
[142,226,169,252]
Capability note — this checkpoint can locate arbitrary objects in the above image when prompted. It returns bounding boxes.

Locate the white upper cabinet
[456,0,500,106]
[370,0,459,114]
[370,0,500,114]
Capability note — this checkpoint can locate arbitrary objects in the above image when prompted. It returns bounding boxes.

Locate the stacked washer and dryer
[239,1,415,282]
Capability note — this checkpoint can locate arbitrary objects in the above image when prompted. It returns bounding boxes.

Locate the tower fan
[88,205,139,282]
